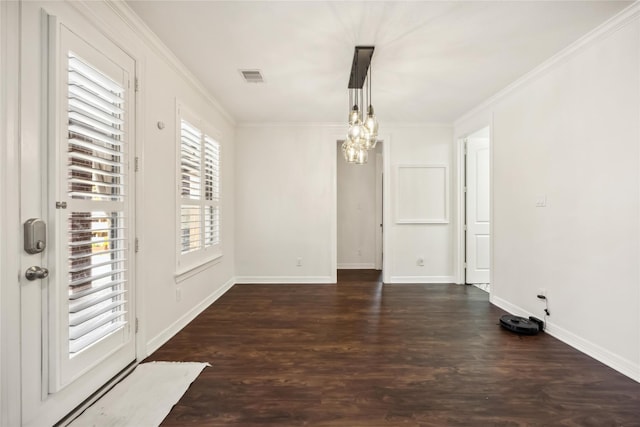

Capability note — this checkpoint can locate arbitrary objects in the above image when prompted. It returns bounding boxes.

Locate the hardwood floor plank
[147,273,640,426]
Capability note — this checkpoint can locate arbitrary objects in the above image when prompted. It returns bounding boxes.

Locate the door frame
[454,121,493,286]
[1,1,23,426]
[375,151,383,270]
[332,133,391,283]
[464,131,491,284]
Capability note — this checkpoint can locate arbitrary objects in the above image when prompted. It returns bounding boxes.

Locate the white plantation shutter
[180,205,201,253]
[66,52,128,355]
[180,120,202,200]
[180,120,203,254]
[48,23,135,396]
[204,135,220,247]
[178,112,221,266]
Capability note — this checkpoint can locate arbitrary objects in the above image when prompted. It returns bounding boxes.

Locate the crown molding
[103,0,236,126]
[382,122,453,129]
[236,121,452,129]
[237,122,344,129]
[454,1,640,127]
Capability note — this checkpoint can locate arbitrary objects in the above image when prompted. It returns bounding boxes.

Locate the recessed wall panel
[396,165,448,223]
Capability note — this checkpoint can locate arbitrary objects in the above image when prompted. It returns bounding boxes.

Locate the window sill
[175,253,223,283]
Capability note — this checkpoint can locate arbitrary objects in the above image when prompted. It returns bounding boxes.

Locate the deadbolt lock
[24,218,47,254]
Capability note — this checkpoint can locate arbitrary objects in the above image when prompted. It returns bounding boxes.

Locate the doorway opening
[462,126,491,292]
[336,140,383,278]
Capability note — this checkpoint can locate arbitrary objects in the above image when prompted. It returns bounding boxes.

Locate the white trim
[637,9,640,388]
[333,134,391,283]
[237,122,453,129]
[145,277,235,356]
[454,122,494,285]
[388,276,456,284]
[454,2,640,127]
[381,134,392,284]
[331,133,340,284]
[0,1,21,425]
[379,122,452,129]
[375,152,383,270]
[0,0,5,423]
[491,296,640,383]
[133,26,147,365]
[235,276,334,284]
[175,254,223,283]
[489,115,494,292]
[332,134,390,284]
[489,295,532,320]
[240,122,344,129]
[454,136,465,284]
[337,263,376,270]
[104,1,235,126]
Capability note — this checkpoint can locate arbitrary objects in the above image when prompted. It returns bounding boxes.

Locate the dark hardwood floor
[147,271,640,426]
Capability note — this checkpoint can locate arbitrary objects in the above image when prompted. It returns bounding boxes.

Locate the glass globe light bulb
[365,105,379,138]
[343,138,358,163]
[348,105,360,125]
[348,122,363,143]
[360,126,373,150]
[346,144,358,163]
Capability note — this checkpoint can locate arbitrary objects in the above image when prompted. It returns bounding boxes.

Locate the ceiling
[127,1,631,124]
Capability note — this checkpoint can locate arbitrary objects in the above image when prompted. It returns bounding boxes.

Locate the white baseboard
[490,295,528,317]
[145,277,235,356]
[388,275,456,284]
[491,296,640,383]
[337,263,376,269]
[235,276,334,284]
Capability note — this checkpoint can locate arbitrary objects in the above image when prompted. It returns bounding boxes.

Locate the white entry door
[20,15,136,425]
[465,136,490,284]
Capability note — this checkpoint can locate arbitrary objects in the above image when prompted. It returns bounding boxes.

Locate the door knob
[25,266,49,281]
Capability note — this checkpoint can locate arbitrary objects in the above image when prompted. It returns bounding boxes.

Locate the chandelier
[342,46,379,164]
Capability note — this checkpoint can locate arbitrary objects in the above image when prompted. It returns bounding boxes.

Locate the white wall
[235,125,338,283]
[337,142,380,269]
[387,125,454,283]
[235,124,454,284]
[137,21,236,354]
[2,1,236,425]
[455,12,640,381]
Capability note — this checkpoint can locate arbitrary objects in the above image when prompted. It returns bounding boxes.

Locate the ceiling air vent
[239,69,264,83]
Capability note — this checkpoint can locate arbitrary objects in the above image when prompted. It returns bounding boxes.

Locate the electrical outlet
[176,287,182,302]
[417,257,425,267]
[296,257,302,267]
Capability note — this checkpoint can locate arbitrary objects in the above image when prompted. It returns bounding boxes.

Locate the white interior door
[465,136,490,284]
[20,15,136,425]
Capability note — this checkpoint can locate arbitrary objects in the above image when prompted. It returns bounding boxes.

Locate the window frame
[175,102,222,277]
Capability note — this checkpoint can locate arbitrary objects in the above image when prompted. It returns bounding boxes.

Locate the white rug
[69,361,210,427]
